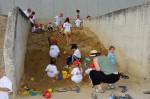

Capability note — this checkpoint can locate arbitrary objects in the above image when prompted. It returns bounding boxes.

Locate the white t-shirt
[45,64,59,77]
[23,10,30,17]
[49,45,60,58]
[63,22,72,32]
[73,49,81,58]
[55,16,61,26]
[85,68,93,75]
[71,67,83,83]
[0,76,12,99]
[75,19,82,27]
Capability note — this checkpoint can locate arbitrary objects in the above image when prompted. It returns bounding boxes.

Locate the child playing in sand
[107,46,116,66]
[84,63,95,76]
[55,12,63,31]
[47,22,53,32]
[0,68,12,99]
[31,23,38,33]
[64,44,81,68]
[63,17,72,45]
[38,24,45,31]
[49,38,60,59]
[75,16,83,30]
[45,59,60,79]
[23,8,31,17]
[71,60,83,83]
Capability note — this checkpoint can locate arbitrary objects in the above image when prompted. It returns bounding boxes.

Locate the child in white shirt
[64,44,81,68]
[71,60,83,83]
[23,8,31,17]
[31,23,38,33]
[38,24,45,31]
[49,38,60,59]
[63,17,72,45]
[84,63,95,76]
[75,16,82,30]
[55,12,63,32]
[45,59,59,79]
[0,69,12,99]
[47,22,53,32]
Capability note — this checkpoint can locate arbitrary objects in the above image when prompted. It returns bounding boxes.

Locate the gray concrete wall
[3,7,30,97]
[84,2,150,79]
[1,0,150,19]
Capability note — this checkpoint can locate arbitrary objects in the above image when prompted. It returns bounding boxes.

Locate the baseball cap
[52,38,57,43]
[73,60,79,65]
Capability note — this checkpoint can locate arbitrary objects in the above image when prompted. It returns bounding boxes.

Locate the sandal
[93,88,104,93]
[107,84,115,90]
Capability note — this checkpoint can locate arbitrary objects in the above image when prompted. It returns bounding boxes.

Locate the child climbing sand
[64,44,81,68]
[75,16,83,31]
[0,68,12,99]
[49,38,60,59]
[71,60,83,83]
[63,17,72,45]
[45,59,60,79]
[55,12,63,32]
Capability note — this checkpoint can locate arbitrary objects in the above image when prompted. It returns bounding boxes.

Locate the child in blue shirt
[107,46,116,66]
[107,46,117,89]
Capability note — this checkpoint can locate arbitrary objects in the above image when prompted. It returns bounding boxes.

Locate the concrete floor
[12,75,150,99]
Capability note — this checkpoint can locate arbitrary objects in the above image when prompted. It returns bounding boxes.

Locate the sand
[14,25,150,99]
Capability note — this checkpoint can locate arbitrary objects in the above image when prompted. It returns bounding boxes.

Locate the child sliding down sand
[49,38,60,59]
[71,60,83,83]
[45,59,60,79]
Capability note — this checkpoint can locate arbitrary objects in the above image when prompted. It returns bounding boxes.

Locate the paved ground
[14,75,150,99]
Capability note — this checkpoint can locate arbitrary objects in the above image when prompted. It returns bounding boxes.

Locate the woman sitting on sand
[89,50,120,93]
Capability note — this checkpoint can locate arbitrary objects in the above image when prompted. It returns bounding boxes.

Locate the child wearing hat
[23,8,31,17]
[55,12,63,32]
[84,63,95,76]
[64,44,81,68]
[38,24,45,31]
[0,68,12,99]
[71,60,83,83]
[31,23,38,33]
[49,38,60,59]
[45,58,60,79]
[47,22,53,32]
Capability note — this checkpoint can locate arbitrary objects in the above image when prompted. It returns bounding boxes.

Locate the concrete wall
[84,2,150,79]
[3,7,30,96]
[1,0,150,19]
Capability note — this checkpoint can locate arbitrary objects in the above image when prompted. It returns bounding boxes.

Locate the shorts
[64,31,71,37]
